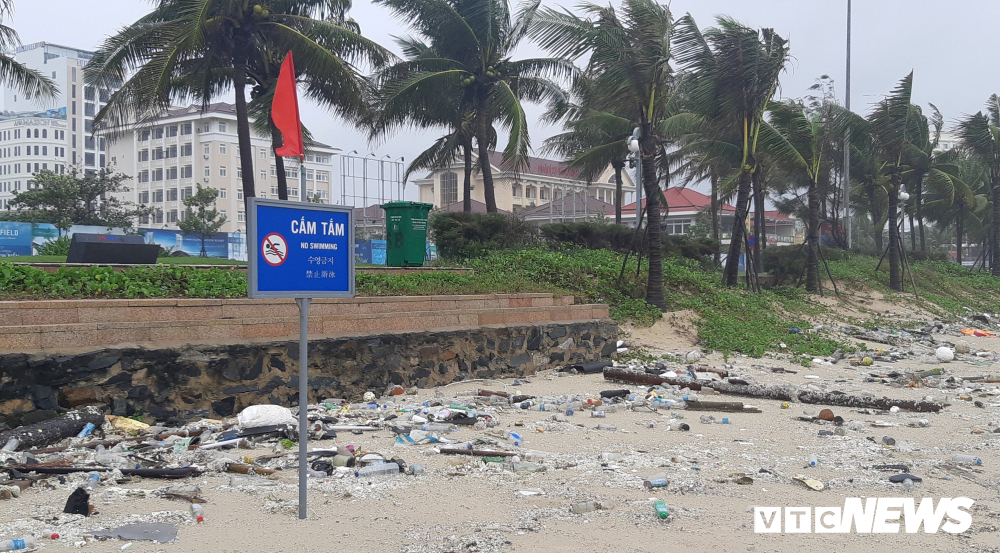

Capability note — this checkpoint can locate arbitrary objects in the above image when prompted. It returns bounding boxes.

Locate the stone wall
[0,321,617,427]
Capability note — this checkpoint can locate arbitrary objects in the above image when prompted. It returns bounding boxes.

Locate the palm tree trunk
[724,169,752,287]
[232,44,256,214]
[993,179,1000,276]
[614,162,623,225]
[640,125,664,311]
[956,203,964,265]
[462,141,472,213]
[867,182,883,251]
[916,178,926,251]
[752,170,764,273]
[711,175,720,266]
[888,177,902,291]
[806,178,820,292]
[476,106,497,213]
[269,117,288,201]
[908,210,915,251]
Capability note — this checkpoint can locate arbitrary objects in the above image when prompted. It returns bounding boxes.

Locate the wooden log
[603,367,794,402]
[685,401,762,413]
[604,367,945,413]
[0,407,105,451]
[796,390,943,413]
[439,448,517,458]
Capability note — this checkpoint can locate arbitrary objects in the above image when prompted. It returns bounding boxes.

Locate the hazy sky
[7,0,1000,196]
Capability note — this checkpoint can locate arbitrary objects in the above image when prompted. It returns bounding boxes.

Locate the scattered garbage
[90,523,178,543]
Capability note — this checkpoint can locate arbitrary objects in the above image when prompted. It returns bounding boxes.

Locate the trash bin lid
[380,201,434,211]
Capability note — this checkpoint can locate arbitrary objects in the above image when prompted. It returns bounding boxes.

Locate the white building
[3,42,113,171]
[0,110,69,209]
[106,102,339,233]
[413,151,636,213]
[936,131,959,153]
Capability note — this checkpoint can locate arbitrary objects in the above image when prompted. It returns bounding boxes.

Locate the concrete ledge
[10,262,473,275]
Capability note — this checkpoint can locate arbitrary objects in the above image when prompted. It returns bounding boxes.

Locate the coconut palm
[374,0,572,213]
[672,14,789,287]
[531,0,686,310]
[901,104,944,251]
[86,0,390,212]
[759,100,828,292]
[956,95,1000,275]
[834,73,916,292]
[923,155,986,265]
[0,1,57,104]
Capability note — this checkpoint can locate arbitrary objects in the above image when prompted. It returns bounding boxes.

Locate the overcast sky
[7,0,1000,197]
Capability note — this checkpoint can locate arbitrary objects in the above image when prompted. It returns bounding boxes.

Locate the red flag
[272,51,304,158]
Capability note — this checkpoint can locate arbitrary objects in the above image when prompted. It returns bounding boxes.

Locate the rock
[955,341,971,354]
[59,386,102,408]
[818,409,835,421]
[935,347,954,363]
[685,351,702,363]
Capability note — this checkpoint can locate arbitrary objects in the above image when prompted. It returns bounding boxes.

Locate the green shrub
[540,220,718,263]
[429,211,538,259]
[36,235,72,256]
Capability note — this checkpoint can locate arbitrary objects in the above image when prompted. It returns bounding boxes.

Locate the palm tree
[0,1,57,104]
[531,0,685,311]
[835,73,916,291]
[902,104,943,252]
[673,14,789,287]
[86,0,389,213]
[542,75,632,224]
[956,95,1000,276]
[375,0,571,213]
[923,155,986,265]
[760,100,827,292]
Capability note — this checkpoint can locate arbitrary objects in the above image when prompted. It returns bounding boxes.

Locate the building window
[167,125,178,137]
[218,122,227,133]
[540,187,550,200]
[138,170,149,183]
[153,168,163,181]
[154,210,163,224]
[154,127,163,139]
[138,149,148,161]
[153,190,163,202]
[219,166,227,177]
[167,188,177,201]
[219,144,227,155]
[260,170,267,181]
[219,188,227,199]
[140,130,149,141]
[204,166,210,177]
[42,129,47,139]
[203,144,210,155]
[167,210,177,223]
[139,191,149,203]
[84,103,94,116]
[237,190,244,200]
[183,187,193,199]
[84,152,95,166]
[181,165,192,178]
[202,123,210,133]
[512,184,522,198]
[181,123,192,135]
[84,87,94,101]
[181,143,192,156]
[237,211,245,222]
[167,167,177,180]
[526,185,536,199]
[220,210,227,219]
[42,146,47,156]
[440,172,458,205]
[666,219,693,235]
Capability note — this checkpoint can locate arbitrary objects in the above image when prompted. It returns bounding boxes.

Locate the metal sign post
[247,197,355,520]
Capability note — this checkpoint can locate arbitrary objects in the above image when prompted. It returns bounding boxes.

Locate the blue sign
[247,198,355,298]
[0,222,32,257]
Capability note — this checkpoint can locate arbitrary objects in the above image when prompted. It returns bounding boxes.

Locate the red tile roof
[612,188,735,215]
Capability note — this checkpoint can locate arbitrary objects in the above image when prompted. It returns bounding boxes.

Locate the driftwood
[604,367,945,413]
[0,407,105,451]
[603,367,794,402]
[685,400,761,413]
[439,448,517,458]
[8,465,196,479]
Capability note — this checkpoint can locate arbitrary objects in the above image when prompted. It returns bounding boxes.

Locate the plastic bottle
[0,536,37,551]
[86,473,100,489]
[952,454,982,465]
[76,423,96,438]
[644,472,669,489]
[809,454,819,467]
[1,438,18,453]
[504,462,545,473]
[506,432,522,446]
[190,503,204,522]
[595,424,617,431]
[565,408,575,417]
[653,500,669,520]
[591,410,606,418]
[355,462,400,478]
[699,415,715,424]
[422,423,454,432]
[408,465,425,476]
[570,500,601,514]
[599,452,622,463]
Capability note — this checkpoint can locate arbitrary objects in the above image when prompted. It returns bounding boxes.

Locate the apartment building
[3,42,112,172]
[106,103,338,233]
[0,110,70,209]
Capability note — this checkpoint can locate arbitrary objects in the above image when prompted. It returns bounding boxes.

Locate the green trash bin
[381,201,433,267]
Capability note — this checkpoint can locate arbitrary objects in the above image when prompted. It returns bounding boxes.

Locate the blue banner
[139,228,230,258]
[0,222,32,257]
[248,199,354,298]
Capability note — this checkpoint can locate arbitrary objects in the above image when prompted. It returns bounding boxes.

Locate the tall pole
[295,297,311,519]
[844,0,852,249]
[635,154,642,228]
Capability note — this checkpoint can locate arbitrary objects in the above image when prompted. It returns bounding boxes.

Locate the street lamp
[627,128,641,227]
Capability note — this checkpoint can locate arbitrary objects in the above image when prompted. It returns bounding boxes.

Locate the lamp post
[628,129,641,228]
[844,0,852,248]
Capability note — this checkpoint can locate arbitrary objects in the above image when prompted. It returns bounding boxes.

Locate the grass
[2,255,247,265]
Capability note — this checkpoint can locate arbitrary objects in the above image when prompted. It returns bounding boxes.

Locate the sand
[2,307,1000,553]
